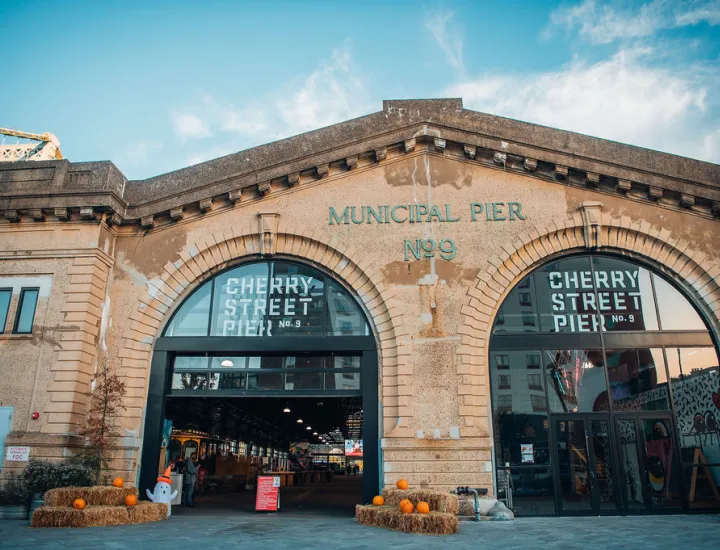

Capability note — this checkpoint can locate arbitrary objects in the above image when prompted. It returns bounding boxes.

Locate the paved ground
[1,513,718,549]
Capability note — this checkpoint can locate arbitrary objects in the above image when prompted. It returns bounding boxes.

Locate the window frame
[0,287,12,334]
[13,287,39,335]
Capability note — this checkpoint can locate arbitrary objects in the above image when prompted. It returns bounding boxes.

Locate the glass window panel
[497,468,555,516]
[327,280,369,335]
[172,372,210,390]
[653,274,708,330]
[606,348,670,411]
[210,356,246,369]
[545,349,608,412]
[247,371,283,390]
[325,372,360,390]
[269,262,325,336]
[491,351,550,466]
[641,418,684,508]
[291,356,324,369]
[0,289,11,333]
[164,280,211,336]
[590,257,658,331]
[285,372,323,390]
[328,356,361,369]
[174,356,209,370]
[667,347,720,466]
[535,256,596,333]
[492,275,538,334]
[211,263,270,336]
[14,288,38,333]
[217,373,247,390]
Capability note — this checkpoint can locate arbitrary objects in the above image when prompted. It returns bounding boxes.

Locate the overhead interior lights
[220,359,234,367]
[283,407,291,413]
[313,432,318,436]
[297,418,303,424]
[306,426,311,430]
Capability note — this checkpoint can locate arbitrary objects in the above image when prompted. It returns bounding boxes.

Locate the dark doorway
[164,396,366,516]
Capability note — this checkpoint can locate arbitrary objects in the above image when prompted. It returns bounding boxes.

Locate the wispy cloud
[544,0,720,44]
[170,112,212,141]
[172,48,373,167]
[123,140,163,167]
[424,9,465,77]
[446,48,720,162]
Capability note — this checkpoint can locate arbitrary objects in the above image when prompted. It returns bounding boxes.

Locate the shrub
[24,460,93,494]
[0,472,30,505]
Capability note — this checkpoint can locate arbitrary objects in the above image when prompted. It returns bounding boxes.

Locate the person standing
[183,452,198,507]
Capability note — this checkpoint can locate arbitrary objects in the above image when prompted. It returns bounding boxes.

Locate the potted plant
[0,472,30,520]
[24,459,93,514]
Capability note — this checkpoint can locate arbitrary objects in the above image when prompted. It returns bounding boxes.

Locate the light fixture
[220,359,234,367]
[297,418,303,424]
[313,432,318,436]
[283,407,291,413]
[306,426,311,430]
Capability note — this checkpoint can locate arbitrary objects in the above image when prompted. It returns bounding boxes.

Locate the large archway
[488,252,720,516]
[138,258,380,510]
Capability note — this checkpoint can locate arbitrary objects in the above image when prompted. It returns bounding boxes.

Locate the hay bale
[381,488,459,515]
[31,507,85,528]
[355,505,458,536]
[82,505,131,527]
[127,502,168,524]
[44,486,138,507]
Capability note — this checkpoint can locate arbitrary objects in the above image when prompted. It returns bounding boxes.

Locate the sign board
[521,444,534,464]
[344,439,363,457]
[5,446,30,462]
[255,475,280,512]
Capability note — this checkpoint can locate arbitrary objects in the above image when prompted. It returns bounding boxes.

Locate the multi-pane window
[496,395,513,412]
[519,292,532,306]
[526,354,541,369]
[495,355,510,369]
[527,373,542,390]
[530,395,547,411]
[498,375,511,389]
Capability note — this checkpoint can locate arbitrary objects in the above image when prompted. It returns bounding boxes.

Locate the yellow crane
[0,127,62,161]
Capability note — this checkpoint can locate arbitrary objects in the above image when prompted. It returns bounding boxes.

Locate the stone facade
[0,99,718,494]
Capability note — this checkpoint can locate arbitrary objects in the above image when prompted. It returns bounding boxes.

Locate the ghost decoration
[146,466,177,516]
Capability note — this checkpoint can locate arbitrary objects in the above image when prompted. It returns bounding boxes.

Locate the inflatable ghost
[146,466,178,516]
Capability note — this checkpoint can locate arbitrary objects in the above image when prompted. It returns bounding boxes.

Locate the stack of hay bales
[31,487,167,528]
[355,488,459,535]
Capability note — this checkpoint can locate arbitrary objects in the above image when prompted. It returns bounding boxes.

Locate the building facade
[1,99,719,515]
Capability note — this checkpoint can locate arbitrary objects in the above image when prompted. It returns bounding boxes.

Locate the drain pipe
[452,486,481,521]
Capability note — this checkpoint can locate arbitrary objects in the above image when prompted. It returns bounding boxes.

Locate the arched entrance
[489,253,720,515]
[139,259,379,511]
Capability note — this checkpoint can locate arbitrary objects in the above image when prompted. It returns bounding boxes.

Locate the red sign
[255,476,280,512]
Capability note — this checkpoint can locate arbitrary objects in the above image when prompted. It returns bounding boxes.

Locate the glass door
[614,414,683,513]
[552,414,619,515]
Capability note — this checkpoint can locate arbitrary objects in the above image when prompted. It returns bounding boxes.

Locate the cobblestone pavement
[1,513,719,549]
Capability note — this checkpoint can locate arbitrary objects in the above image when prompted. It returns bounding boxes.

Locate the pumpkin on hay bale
[44,486,138,507]
[381,488,459,515]
[355,505,458,535]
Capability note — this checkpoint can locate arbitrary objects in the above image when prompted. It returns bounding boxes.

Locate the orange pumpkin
[125,494,137,506]
[400,501,414,514]
[112,477,124,488]
[399,498,411,509]
[416,501,430,514]
[396,479,409,490]
[73,498,86,510]
[372,495,384,506]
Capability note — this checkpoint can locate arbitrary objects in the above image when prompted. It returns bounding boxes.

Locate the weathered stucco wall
[1,149,719,492]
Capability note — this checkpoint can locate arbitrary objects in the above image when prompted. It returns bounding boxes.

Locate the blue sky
[1,0,719,179]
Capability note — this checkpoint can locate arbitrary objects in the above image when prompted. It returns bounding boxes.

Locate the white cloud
[170,112,212,140]
[446,48,720,163]
[123,140,163,167]
[175,48,374,167]
[545,0,720,44]
[424,10,465,76]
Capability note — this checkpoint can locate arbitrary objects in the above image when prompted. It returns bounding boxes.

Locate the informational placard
[520,444,534,464]
[5,446,30,462]
[344,439,363,457]
[255,475,280,512]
